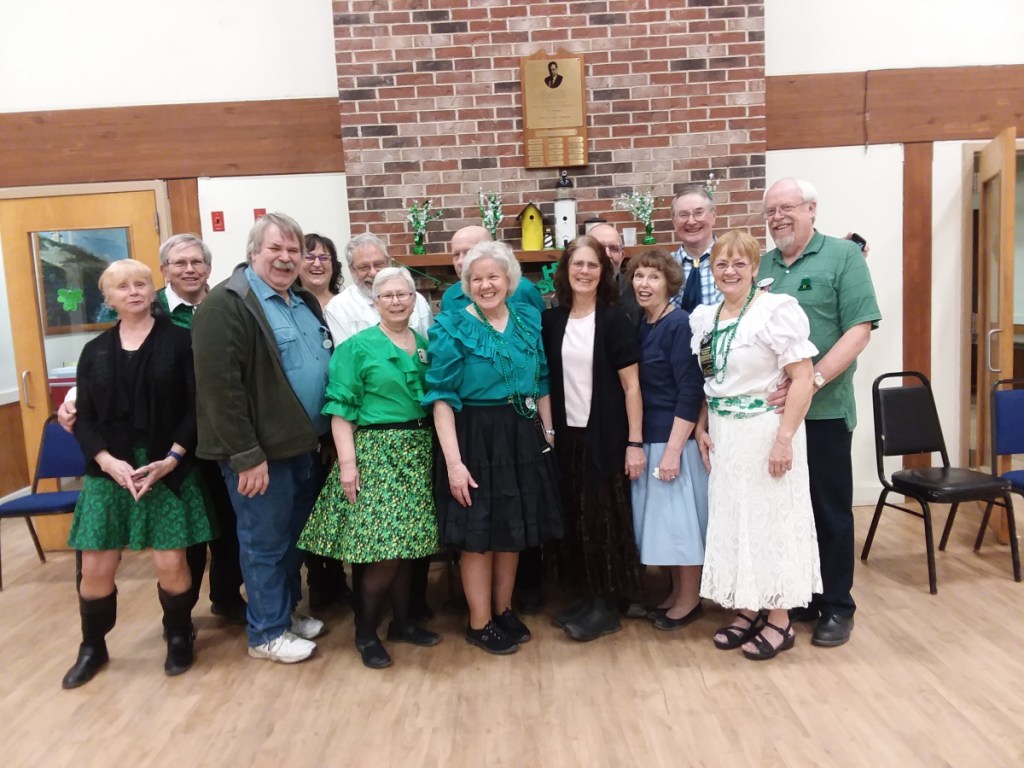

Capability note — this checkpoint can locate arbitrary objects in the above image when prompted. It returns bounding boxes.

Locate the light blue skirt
[631,440,709,566]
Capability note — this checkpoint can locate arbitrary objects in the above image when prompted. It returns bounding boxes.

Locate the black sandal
[713,611,766,650]
[742,620,796,661]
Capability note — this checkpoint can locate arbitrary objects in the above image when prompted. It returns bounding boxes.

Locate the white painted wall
[198,174,352,288]
[766,146,904,504]
[765,0,1024,76]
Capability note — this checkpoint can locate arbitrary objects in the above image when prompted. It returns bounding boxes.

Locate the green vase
[642,222,656,245]
[412,232,426,255]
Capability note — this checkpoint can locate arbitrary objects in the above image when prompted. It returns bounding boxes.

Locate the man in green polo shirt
[760,177,881,649]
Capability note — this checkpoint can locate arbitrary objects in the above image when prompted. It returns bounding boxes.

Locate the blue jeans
[221,452,322,646]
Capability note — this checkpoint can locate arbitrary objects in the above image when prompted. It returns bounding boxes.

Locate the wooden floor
[2,504,1023,768]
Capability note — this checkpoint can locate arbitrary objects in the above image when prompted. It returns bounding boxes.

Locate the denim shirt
[245,267,331,436]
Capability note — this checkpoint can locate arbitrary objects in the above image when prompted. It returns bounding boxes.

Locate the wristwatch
[813,371,826,391]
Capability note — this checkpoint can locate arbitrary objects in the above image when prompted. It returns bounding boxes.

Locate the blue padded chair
[860,371,1020,594]
[0,415,85,589]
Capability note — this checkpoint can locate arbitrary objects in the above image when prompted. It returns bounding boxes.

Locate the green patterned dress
[299,325,439,564]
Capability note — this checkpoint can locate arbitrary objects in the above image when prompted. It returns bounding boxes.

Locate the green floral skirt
[299,427,439,564]
[68,449,214,551]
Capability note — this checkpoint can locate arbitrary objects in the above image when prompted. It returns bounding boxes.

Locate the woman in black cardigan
[542,235,646,641]
[62,259,212,689]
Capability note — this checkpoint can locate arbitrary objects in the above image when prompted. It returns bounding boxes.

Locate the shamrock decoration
[57,287,84,311]
[535,262,558,295]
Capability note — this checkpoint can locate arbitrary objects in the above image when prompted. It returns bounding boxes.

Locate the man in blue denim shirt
[193,213,332,664]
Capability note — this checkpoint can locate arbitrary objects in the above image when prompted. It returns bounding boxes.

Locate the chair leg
[975,502,994,551]
[938,503,960,551]
[24,517,47,564]
[922,501,937,595]
[861,490,889,561]
[1004,494,1022,583]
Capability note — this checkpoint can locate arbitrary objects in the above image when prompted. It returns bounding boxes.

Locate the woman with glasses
[424,241,563,655]
[297,233,344,311]
[689,230,821,661]
[300,267,440,669]
[542,235,645,642]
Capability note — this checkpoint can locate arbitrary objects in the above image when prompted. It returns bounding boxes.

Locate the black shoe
[788,605,820,623]
[211,600,248,625]
[812,613,854,648]
[653,602,703,631]
[465,620,518,655]
[742,620,796,661]
[553,596,593,629]
[164,633,195,676]
[355,636,393,669]
[62,643,109,689]
[563,598,622,643]
[494,609,531,643]
[515,588,544,615]
[386,620,441,647]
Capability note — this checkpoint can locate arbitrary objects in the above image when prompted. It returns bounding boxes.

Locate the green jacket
[192,264,327,472]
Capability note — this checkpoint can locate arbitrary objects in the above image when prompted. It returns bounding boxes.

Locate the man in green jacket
[193,213,332,664]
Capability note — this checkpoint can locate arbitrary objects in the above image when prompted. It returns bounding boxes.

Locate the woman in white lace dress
[689,230,822,661]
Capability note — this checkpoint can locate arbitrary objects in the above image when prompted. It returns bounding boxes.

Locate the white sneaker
[248,631,316,664]
[290,612,326,640]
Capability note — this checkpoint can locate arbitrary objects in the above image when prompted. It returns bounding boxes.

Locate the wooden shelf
[397,244,666,269]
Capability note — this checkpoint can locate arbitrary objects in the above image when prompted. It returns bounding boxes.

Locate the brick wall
[334,0,765,273]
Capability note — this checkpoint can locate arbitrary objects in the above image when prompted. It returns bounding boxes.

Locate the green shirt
[758,231,880,430]
[323,325,429,427]
[157,287,199,330]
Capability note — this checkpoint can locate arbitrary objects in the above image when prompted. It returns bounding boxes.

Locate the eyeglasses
[570,261,602,272]
[673,208,709,222]
[764,202,807,219]
[303,253,331,264]
[354,260,390,275]
[712,261,750,272]
[166,258,207,270]
[375,291,413,303]
[602,244,624,255]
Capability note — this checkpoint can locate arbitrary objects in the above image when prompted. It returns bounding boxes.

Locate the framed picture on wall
[521,49,588,169]
[32,227,130,335]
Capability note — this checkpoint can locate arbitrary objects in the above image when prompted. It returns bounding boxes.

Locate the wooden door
[0,190,163,548]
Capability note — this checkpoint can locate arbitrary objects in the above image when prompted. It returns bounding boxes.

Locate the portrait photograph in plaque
[521,50,588,169]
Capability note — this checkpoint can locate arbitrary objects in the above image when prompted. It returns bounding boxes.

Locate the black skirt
[435,404,564,553]
[547,427,644,596]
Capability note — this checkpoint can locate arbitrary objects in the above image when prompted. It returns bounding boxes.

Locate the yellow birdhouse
[518,202,544,251]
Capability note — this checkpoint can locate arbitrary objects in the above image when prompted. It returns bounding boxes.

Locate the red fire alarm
[211,211,225,232]
[253,208,267,221]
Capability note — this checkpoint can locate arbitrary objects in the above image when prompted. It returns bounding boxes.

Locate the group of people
[58,176,880,687]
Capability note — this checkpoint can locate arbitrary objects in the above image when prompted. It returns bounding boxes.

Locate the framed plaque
[521,50,588,169]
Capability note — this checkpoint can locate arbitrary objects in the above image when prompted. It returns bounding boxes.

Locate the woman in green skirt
[300,267,439,669]
[62,259,213,689]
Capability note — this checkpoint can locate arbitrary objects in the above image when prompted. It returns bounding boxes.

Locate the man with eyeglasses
[323,233,433,343]
[669,184,722,313]
[759,177,881,649]
[589,222,640,324]
[439,225,545,314]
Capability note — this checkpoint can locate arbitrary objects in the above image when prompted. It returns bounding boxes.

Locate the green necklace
[473,300,541,419]
[711,286,756,384]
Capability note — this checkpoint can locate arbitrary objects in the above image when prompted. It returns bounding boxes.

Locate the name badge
[417,348,428,364]
[699,332,714,378]
[757,277,774,292]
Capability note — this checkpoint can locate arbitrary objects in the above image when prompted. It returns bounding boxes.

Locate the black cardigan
[541,303,639,491]
[74,315,197,493]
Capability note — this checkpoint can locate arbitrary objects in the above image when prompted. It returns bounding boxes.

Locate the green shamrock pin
[57,287,84,311]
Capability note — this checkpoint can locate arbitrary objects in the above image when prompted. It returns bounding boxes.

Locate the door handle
[21,369,35,408]
[987,328,1002,373]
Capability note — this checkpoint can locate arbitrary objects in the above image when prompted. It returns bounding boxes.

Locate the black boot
[562,595,622,642]
[62,591,117,689]
[159,585,195,676]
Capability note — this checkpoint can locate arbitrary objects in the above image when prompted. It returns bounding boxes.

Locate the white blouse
[562,311,596,428]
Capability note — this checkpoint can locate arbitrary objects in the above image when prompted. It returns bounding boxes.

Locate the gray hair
[763,177,819,206]
[372,266,416,298]
[344,233,389,267]
[246,213,304,263]
[159,233,212,266]
[460,241,522,296]
[671,184,716,216]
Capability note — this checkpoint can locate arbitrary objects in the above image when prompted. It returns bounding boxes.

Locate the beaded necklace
[710,286,756,384]
[472,300,541,418]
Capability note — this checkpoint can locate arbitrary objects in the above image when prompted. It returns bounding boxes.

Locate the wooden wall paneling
[0,98,344,188]
[766,65,1024,150]
[765,72,866,151]
[902,141,934,470]
[0,402,30,497]
[167,179,202,235]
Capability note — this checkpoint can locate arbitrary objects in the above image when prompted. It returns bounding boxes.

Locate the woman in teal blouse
[424,241,563,655]
[300,267,440,669]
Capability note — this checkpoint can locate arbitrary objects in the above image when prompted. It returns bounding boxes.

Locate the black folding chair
[0,415,85,589]
[860,371,1020,594]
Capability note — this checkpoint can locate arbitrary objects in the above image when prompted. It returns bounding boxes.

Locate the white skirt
[700,410,822,610]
